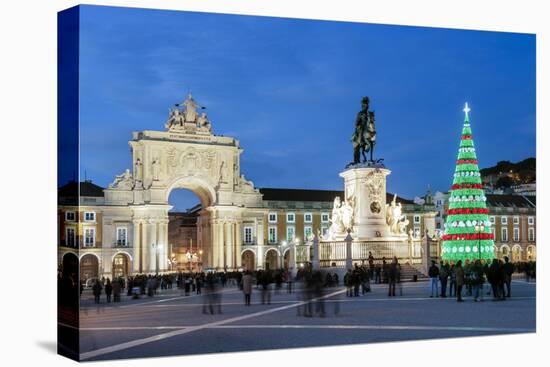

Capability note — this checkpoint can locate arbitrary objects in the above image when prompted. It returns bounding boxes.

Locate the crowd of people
[79,256,536,309]
[428,257,536,302]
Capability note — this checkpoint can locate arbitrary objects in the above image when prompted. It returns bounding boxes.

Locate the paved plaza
[73,279,536,361]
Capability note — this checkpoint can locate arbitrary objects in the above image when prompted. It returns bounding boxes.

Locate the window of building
[84,211,96,222]
[501,228,508,242]
[321,226,328,237]
[244,227,253,244]
[268,227,277,244]
[513,216,519,225]
[491,227,496,241]
[414,215,421,224]
[116,227,127,247]
[528,216,534,225]
[436,200,442,206]
[489,216,495,224]
[84,228,95,247]
[286,226,295,242]
[286,213,295,223]
[304,226,313,241]
[414,227,420,237]
[321,212,329,223]
[65,211,76,221]
[66,228,75,247]
[501,216,508,225]
[513,227,520,242]
[304,213,312,223]
[268,213,277,223]
[528,227,535,242]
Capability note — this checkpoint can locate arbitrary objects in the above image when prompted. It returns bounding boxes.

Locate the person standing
[112,278,121,303]
[388,257,398,297]
[242,270,252,306]
[448,263,457,297]
[503,256,514,297]
[92,279,102,304]
[439,261,449,298]
[472,260,484,302]
[428,260,440,298]
[455,260,464,302]
[104,278,113,303]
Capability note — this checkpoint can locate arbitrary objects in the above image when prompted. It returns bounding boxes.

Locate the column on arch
[225,220,234,270]
[209,218,218,269]
[159,218,169,272]
[218,219,226,270]
[132,220,142,273]
[235,219,243,268]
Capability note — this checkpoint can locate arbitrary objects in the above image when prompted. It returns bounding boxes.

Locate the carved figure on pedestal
[108,169,134,189]
[327,196,355,239]
[386,194,409,235]
[183,93,198,123]
[152,158,160,181]
[198,112,211,132]
[351,96,377,164]
[165,108,184,130]
[134,158,143,184]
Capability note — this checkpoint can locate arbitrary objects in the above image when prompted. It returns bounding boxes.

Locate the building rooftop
[486,194,536,208]
[259,187,415,205]
[58,180,105,204]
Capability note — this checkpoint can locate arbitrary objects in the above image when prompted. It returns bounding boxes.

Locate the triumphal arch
[102,94,263,273]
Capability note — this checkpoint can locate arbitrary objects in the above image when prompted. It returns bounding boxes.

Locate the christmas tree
[441,103,495,262]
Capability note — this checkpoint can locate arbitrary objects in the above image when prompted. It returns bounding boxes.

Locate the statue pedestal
[340,164,391,240]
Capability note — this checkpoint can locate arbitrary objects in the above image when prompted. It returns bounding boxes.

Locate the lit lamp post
[474,224,485,261]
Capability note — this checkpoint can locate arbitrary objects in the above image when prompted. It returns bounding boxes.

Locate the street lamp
[474,224,485,261]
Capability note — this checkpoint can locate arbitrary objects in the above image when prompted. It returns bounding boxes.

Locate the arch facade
[100,94,263,273]
[526,245,536,261]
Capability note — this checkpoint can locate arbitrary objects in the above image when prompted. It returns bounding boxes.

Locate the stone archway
[80,254,99,284]
[103,94,263,273]
[265,249,279,270]
[526,245,536,261]
[112,253,131,279]
[241,249,255,271]
[511,245,521,262]
[283,249,291,269]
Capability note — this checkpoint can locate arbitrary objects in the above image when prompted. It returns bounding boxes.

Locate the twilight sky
[72,5,536,211]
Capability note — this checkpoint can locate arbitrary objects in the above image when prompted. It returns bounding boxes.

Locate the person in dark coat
[92,279,102,304]
[439,261,449,298]
[455,260,465,302]
[242,271,253,306]
[488,258,502,300]
[502,256,514,297]
[104,278,113,303]
[112,278,121,303]
[388,257,398,297]
[428,260,440,297]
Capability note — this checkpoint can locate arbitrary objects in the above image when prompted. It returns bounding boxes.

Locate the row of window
[268,212,423,224]
[497,227,535,242]
[489,216,535,226]
[268,212,329,224]
[64,227,128,248]
[64,211,96,222]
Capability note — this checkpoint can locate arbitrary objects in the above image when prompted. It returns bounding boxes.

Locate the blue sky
[72,5,535,211]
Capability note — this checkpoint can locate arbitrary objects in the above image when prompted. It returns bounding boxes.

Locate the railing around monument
[318,238,426,268]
